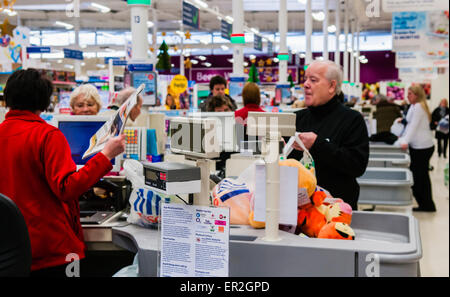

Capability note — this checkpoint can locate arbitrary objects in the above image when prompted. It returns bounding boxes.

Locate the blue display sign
[128,64,154,72]
[104,57,128,66]
[26,46,51,54]
[254,35,263,51]
[267,41,273,55]
[63,48,84,60]
[221,20,232,41]
[131,71,157,105]
[182,1,200,29]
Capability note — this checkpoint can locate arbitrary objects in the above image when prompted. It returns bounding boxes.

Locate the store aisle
[413,152,449,277]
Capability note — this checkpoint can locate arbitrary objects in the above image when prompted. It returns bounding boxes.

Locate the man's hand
[292,132,318,151]
[101,134,126,160]
[299,132,318,150]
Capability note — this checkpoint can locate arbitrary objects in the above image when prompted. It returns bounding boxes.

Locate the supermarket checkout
[0,69,126,276]
[288,60,369,210]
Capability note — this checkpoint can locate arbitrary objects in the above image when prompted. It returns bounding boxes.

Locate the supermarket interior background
[0,0,448,278]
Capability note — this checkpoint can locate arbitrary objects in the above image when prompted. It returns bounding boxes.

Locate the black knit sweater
[288,95,369,209]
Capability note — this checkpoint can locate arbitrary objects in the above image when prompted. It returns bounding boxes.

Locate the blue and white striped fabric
[213,178,250,203]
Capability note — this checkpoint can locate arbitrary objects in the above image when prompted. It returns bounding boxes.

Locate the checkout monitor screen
[57,118,116,167]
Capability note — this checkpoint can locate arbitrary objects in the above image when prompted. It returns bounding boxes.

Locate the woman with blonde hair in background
[398,84,436,212]
[70,84,102,115]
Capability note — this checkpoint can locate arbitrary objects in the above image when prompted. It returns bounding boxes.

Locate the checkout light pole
[305,0,313,65]
[127,0,151,63]
[278,0,288,84]
[231,0,245,76]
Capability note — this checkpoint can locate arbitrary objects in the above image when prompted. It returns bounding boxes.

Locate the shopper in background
[398,85,436,212]
[113,87,144,122]
[431,98,449,158]
[206,95,234,112]
[0,69,126,276]
[200,75,238,111]
[235,82,265,125]
[70,84,102,115]
[165,94,176,110]
[369,94,403,144]
[289,60,369,210]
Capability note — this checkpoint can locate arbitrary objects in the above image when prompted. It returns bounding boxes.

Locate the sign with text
[183,1,200,29]
[160,204,229,277]
[383,0,449,12]
[267,40,273,55]
[392,11,449,52]
[254,34,263,51]
[26,46,51,54]
[221,20,232,41]
[63,48,83,60]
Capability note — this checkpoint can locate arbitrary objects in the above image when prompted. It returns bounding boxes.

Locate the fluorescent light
[198,55,207,61]
[297,0,307,4]
[221,45,229,51]
[225,16,234,24]
[193,0,208,9]
[251,28,259,34]
[273,57,279,63]
[3,9,17,16]
[249,54,256,60]
[190,59,199,64]
[200,40,209,45]
[328,25,336,33]
[312,12,325,22]
[57,60,63,64]
[97,64,106,68]
[203,62,212,67]
[147,21,154,28]
[55,21,74,30]
[91,2,110,13]
[64,64,74,69]
[299,53,306,58]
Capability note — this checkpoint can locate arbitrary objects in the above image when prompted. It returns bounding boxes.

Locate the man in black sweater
[288,61,369,210]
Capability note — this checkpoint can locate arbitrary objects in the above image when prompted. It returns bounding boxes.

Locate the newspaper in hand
[82,84,145,159]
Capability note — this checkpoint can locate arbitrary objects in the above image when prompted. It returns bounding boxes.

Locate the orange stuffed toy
[296,190,356,240]
[318,222,355,240]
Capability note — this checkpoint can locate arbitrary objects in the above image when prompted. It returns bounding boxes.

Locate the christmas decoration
[184,58,192,69]
[257,59,265,67]
[156,40,171,71]
[185,31,191,40]
[288,73,295,88]
[247,62,260,83]
[1,18,16,37]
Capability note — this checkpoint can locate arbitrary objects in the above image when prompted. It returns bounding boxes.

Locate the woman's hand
[101,134,126,160]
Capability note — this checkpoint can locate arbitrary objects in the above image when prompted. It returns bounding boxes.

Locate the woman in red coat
[235,82,265,126]
[0,69,125,276]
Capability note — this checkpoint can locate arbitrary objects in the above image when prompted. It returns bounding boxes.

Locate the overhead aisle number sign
[183,1,200,29]
[221,20,232,41]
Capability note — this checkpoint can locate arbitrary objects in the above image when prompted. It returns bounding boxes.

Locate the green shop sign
[127,0,151,5]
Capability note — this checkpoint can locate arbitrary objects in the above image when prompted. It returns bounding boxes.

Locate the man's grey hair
[310,60,343,96]
[115,87,143,106]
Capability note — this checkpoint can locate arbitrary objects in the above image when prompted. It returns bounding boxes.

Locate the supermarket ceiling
[9,0,393,33]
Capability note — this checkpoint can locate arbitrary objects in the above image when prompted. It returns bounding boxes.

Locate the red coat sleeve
[42,129,113,202]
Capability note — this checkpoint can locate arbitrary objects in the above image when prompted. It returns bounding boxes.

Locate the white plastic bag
[282,132,315,172]
[390,121,405,137]
[123,159,181,228]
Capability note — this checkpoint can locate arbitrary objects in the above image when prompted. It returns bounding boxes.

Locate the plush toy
[279,159,317,204]
[296,187,356,240]
[318,222,355,240]
[212,178,252,225]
